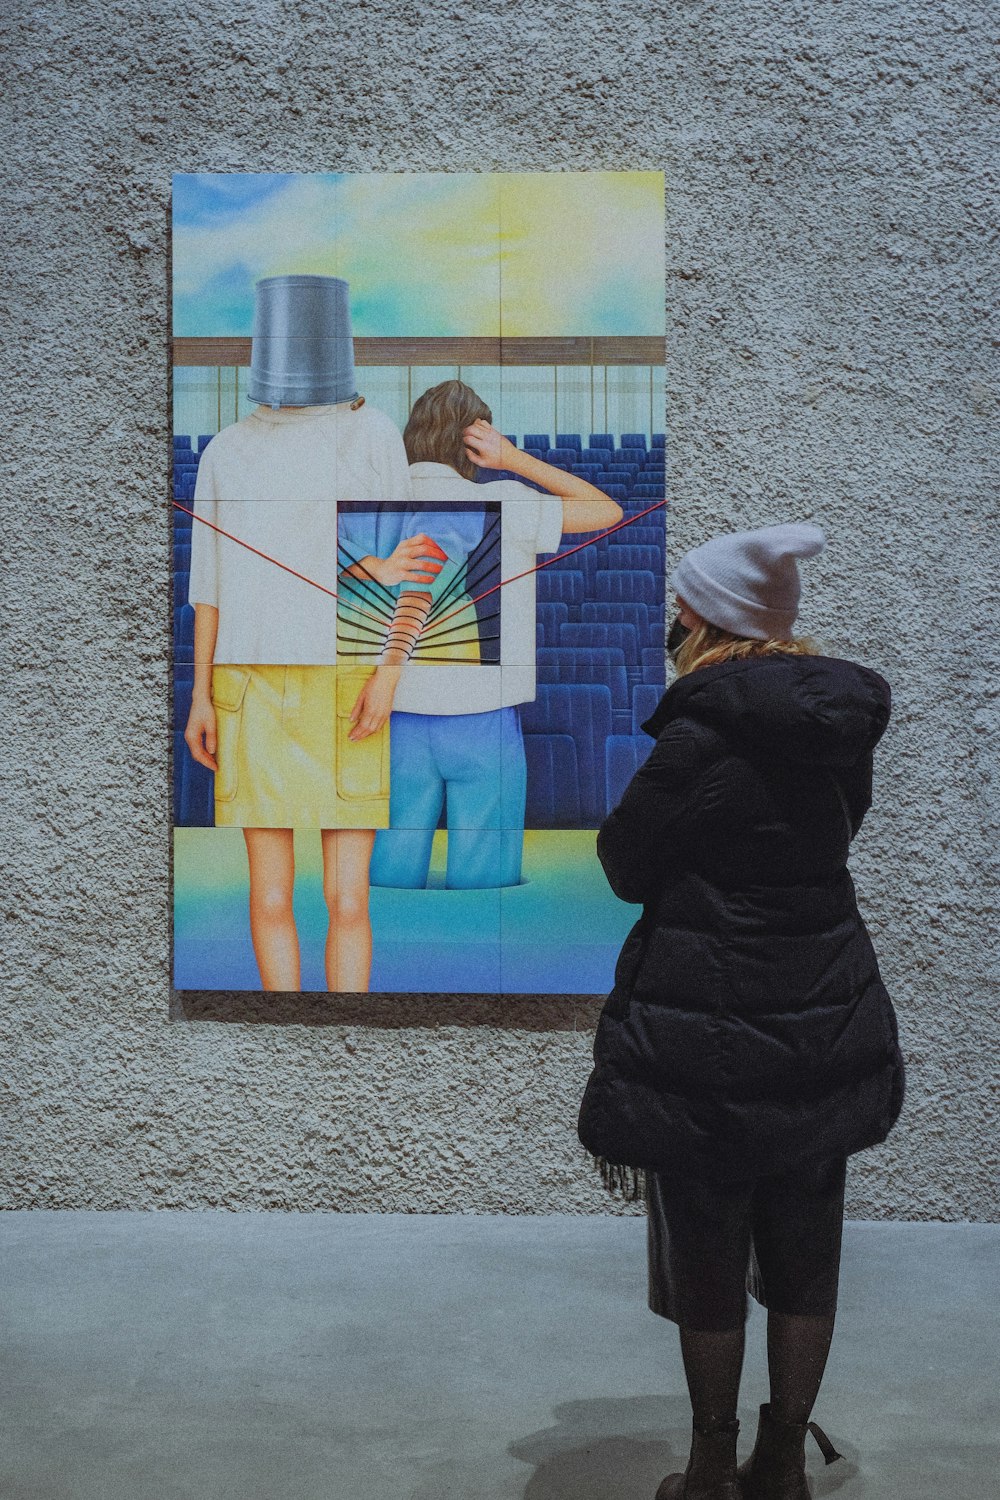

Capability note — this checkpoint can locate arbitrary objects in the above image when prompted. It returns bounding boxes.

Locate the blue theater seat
[173,543,191,573]
[520,683,613,825]
[179,744,215,826]
[621,433,648,451]
[172,729,187,822]
[605,734,653,811]
[524,433,550,451]
[560,620,640,665]
[173,665,194,729]
[648,621,665,650]
[173,435,192,450]
[537,645,628,697]
[607,544,664,579]
[641,646,667,687]
[536,600,569,646]
[537,647,630,733]
[651,433,665,448]
[631,682,662,733]
[596,569,658,606]
[580,448,609,468]
[537,569,584,608]
[545,448,577,470]
[582,600,652,647]
[589,434,614,450]
[174,604,195,661]
[600,484,627,501]
[197,434,214,451]
[524,733,582,828]
[618,526,664,549]
[555,433,582,451]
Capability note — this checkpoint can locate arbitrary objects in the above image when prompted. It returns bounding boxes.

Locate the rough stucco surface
[2,2,996,1217]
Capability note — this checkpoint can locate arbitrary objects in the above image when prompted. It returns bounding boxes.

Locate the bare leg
[243,827,300,990]
[321,829,376,992]
[767,1310,837,1424]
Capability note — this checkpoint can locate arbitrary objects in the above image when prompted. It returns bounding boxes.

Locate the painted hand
[348,667,401,740]
[184,696,219,772]
[368,535,447,588]
[462,418,513,470]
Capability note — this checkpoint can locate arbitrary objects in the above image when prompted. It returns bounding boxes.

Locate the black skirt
[645,1155,848,1332]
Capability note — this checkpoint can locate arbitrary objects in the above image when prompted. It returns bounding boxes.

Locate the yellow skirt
[211,664,390,829]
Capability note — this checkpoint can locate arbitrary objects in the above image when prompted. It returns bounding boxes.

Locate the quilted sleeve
[596,720,708,904]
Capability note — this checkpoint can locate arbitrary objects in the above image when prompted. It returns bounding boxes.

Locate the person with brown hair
[578,524,905,1500]
[370,379,622,890]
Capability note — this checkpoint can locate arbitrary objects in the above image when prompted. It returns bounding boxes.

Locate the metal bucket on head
[247,275,359,409]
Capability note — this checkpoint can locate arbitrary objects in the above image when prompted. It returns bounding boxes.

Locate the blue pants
[371,708,527,889]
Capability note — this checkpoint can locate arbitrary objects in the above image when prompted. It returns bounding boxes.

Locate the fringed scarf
[593,1153,647,1203]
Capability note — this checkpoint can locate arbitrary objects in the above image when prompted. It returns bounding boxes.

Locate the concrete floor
[0,1215,996,1500]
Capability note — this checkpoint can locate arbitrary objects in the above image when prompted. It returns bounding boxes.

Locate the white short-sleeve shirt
[390,462,564,715]
[188,402,412,665]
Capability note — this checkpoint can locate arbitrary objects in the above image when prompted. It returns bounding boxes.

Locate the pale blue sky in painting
[172,172,663,339]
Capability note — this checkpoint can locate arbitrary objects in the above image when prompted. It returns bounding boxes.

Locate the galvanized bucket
[247,274,359,408]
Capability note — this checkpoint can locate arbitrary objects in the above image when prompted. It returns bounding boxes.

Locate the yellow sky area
[173,172,663,337]
[498,172,664,335]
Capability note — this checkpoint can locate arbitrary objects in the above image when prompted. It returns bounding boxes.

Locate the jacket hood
[643,654,891,767]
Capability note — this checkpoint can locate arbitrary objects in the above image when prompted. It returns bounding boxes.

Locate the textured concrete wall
[3,1,996,1217]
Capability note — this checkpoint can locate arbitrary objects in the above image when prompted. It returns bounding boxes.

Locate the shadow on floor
[507,1396,866,1500]
[508,1396,682,1500]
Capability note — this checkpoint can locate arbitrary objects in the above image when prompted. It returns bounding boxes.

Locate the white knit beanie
[671,522,826,640]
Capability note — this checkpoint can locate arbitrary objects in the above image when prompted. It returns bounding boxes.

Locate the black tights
[679,1311,836,1432]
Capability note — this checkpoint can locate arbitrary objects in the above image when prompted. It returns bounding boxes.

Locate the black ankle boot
[737,1402,842,1499]
[655,1417,740,1500]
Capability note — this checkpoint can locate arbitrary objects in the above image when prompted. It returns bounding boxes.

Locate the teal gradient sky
[172,172,664,339]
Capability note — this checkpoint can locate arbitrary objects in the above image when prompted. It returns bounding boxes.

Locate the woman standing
[578,523,905,1500]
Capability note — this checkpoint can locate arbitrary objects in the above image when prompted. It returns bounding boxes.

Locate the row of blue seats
[537,568,663,608]
[171,656,662,738]
[173,676,661,830]
[170,547,668,612]
[173,726,654,832]
[174,432,664,451]
[524,731,652,828]
[529,448,664,468]
[172,472,664,505]
[537,612,666,655]
[521,433,664,452]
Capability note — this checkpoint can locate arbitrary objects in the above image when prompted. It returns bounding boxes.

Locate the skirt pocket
[211,666,251,804]
[335,669,390,801]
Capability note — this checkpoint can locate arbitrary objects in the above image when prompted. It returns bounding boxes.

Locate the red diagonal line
[428,497,669,634]
[172,500,386,632]
[172,494,668,634]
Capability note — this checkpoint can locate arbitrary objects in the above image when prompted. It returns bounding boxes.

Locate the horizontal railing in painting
[173,336,665,367]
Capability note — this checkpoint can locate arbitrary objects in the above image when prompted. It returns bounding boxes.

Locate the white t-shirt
[188,402,412,665]
[391,462,563,715]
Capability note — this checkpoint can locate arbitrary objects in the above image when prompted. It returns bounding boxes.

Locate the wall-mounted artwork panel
[171,171,664,995]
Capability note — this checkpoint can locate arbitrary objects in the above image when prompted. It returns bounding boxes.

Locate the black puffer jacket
[578,653,905,1184]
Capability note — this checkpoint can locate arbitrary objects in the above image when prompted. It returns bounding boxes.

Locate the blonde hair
[674,618,820,677]
[403,379,492,481]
